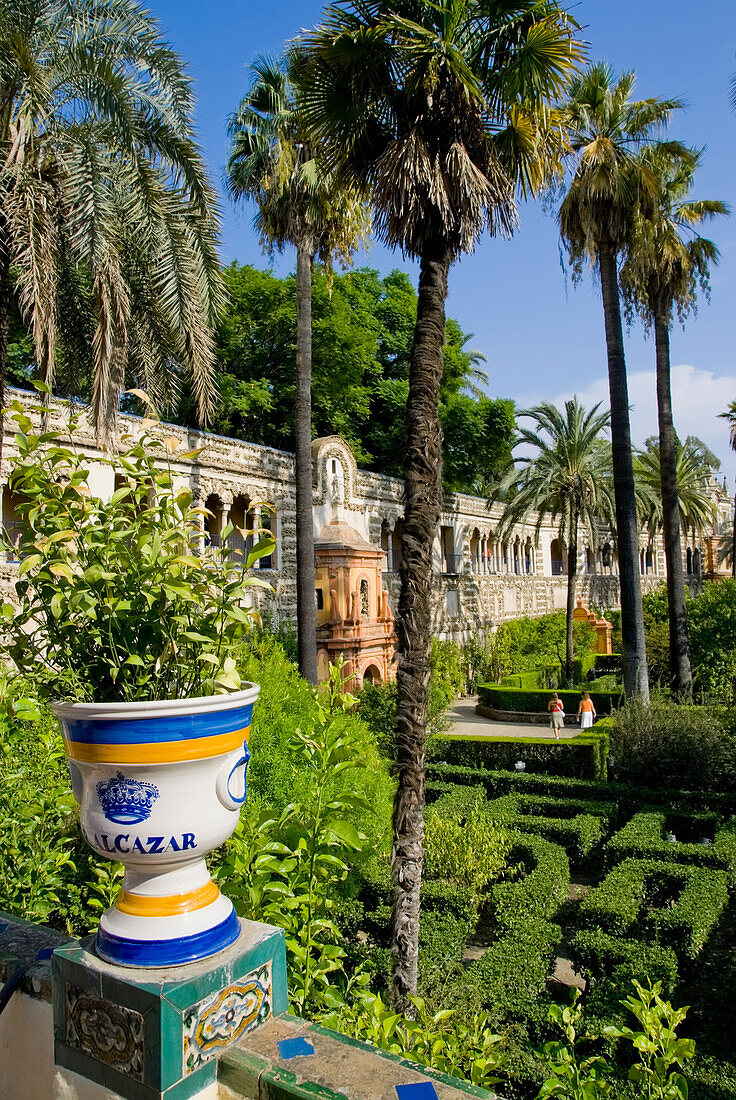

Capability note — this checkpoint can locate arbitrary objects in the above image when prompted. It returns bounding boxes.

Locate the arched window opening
[204,494,223,547]
[470,528,481,573]
[550,538,566,576]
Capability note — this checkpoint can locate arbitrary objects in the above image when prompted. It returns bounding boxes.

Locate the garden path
[444,696,579,740]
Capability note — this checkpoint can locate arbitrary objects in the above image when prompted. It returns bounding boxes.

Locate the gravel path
[444,696,580,740]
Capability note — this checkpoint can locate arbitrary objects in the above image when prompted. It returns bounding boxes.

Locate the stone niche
[314,520,396,691]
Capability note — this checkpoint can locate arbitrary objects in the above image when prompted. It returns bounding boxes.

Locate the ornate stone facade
[1,389,731,666]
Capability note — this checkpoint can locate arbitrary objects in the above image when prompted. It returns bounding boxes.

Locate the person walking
[547,692,565,740]
[577,690,597,730]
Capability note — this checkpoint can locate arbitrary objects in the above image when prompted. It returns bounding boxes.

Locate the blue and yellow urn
[52,685,259,967]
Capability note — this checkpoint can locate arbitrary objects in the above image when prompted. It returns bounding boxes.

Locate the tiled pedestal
[52,919,288,1100]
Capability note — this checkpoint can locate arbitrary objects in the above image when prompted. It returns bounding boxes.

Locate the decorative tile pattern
[183,960,273,1075]
[65,983,144,1081]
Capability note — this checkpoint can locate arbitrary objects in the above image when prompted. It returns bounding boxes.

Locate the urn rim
[50,683,260,722]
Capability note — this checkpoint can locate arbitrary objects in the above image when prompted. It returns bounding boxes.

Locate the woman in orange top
[577,690,596,729]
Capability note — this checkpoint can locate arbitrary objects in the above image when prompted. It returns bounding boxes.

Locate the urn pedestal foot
[96,859,240,968]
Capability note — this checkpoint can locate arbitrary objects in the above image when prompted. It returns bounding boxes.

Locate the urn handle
[216,743,251,811]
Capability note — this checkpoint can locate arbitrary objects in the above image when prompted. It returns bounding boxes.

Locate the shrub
[424,805,510,894]
[477,682,622,715]
[426,764,736,819]
[571,928,679,995]
[487,832,569,930]
[488,795,606,869]
[594,653,622,675]
[433,732,609,779]
[608,696,736,791]
[578,859,728,963]
[605,812,736,883]
[468,918,560,1027]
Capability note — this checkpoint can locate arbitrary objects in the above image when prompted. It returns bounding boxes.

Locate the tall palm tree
[492,399,613,683]
[226,55,367,684]
[719,401,736,578]
[0,0,223,443]
[621,148,728,694]
[558,63,687,702]
[298,0,584,1010]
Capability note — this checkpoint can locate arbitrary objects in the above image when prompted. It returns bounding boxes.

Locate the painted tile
[65,981,145,1082]
[277,1037,315,1060]
[182,960,273,1076]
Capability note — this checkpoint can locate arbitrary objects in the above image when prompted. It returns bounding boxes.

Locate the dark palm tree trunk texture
[565,513,577,685]
[0,215,9,468]
[294,242,318,684]
[391,245,450,1013]
[654,306,692,695]
[598,239,649,701]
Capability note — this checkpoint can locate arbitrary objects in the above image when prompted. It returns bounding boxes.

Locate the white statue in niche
[329,457,345,520]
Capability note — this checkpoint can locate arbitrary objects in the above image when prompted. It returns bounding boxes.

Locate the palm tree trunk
[598,238,649,702]
[391,244,450,1013]
[565,513,577,685]
[0,214,9,469]
[294,241,318,684]
[654,305,692,695]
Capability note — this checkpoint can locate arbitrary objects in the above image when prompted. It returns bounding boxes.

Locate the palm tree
[492,399,613,684]
[226,55,367,684]
[621,148,728,695]
[636,440,718,542]
[0,0,223,443]
[298,0,584,1010]
[719,401,736,578]
[558,63,687,702]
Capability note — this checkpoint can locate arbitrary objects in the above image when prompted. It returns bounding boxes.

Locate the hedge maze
[423,751,736,1098]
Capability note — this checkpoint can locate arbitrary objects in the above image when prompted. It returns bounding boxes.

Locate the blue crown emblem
[97,772,159,824]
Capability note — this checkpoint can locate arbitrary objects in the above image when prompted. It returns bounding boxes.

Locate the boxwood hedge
[425,764,736,818]
[477,682,622,715]
[488,794,606,869]
[433,732,609,779]
[487,831,569,930]
[571,927,679,994]
[467,916,561,1027]
[605,812,736,883]
[578,858,729,963]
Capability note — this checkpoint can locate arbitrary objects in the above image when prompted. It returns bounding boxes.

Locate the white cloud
[550,364,736,485]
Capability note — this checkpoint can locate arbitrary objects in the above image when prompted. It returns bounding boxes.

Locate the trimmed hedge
[425,764,736,818]
[500,670,548,690]
[477,682,623,715]
[594,653,622,675]
[433,731,609,779]
[605,812,736,883]
[487,831,569,930]
[578,858,729,962]
[467,916,560,1027]
[571,927,679,994]
[488,794,606,869]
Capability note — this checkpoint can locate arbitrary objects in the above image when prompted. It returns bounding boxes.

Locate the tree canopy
[174,263,514,492]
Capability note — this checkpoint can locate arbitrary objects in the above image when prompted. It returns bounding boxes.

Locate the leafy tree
[179,263,514,489]
[298,0,583,1009]
[621,146,728,695]
[0,0,223,443]
[491,399,613,683]
[557,63,686,702]
[226,55,368,683]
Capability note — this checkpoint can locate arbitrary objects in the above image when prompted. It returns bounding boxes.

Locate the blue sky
[151,0,736,479]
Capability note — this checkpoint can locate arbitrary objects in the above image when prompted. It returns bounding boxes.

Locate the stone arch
[550,537,566,576]
[311,436,359,508]
[362,663,383,685]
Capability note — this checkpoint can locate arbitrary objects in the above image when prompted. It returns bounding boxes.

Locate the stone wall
[0,388,724,643]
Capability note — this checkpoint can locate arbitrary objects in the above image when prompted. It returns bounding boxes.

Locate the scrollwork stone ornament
[65,984,144,1081]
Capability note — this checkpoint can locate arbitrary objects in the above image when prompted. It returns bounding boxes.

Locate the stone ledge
[219,1011,500,1100]
[0,910,73,1002]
